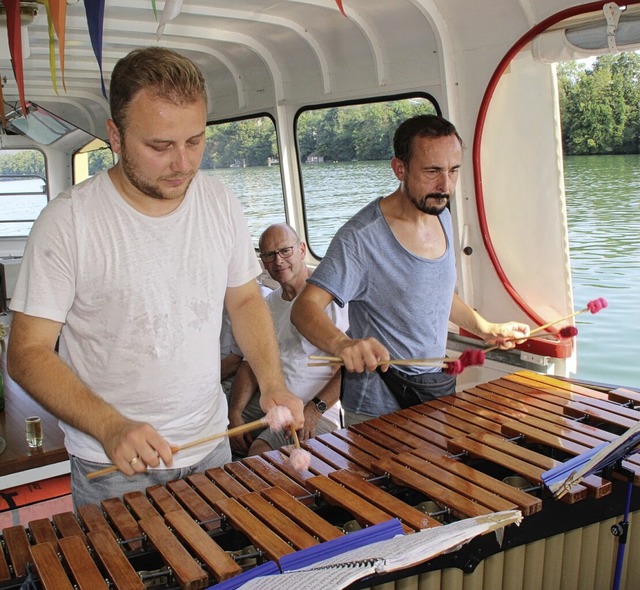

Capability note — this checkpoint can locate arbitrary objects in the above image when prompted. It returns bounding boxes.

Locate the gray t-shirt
[308,198,456,416]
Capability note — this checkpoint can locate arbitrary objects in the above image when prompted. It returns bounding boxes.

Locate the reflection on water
[214,157,639,388]
[204,168,286,249]
[564,155,640,387]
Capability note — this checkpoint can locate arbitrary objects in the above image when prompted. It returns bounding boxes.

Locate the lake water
[214,156,640,389]
[563,155,640,388]
[2,158,637,388]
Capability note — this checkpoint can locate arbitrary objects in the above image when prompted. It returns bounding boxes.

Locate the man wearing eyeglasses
[227,223,348,456]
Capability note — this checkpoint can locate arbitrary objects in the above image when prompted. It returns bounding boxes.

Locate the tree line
[1,52,639,178]
[557,53,640,154]
[201,99,435,168]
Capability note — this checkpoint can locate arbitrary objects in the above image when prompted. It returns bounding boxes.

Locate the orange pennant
[335,0,346,17]
[37,0,61,95]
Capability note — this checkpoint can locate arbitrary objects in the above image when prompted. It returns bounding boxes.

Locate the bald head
[259,223,308,299]
[259,223,299,251]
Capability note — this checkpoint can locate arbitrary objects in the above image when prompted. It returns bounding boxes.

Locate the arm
[449,293,530,348]
[6,312,173,474]
[227,361,259,454]
[221,352,243,381]
[225,280,304,428]
[301,367,341,441]
[291,283,389,372]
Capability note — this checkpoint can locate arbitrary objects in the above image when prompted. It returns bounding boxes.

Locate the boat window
[201,115,284,249]
[0,150,47,237]
[73,140,115,185]
[296,96,438,258]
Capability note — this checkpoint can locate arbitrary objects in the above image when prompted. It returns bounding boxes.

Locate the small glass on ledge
[25,415,43,448]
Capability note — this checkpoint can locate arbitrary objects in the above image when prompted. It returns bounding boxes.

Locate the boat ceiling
[0,0,613,148]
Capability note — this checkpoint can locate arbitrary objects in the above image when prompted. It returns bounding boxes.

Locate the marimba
[2,370,640,590]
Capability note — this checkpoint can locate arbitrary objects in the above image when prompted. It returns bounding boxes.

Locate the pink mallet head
[264,406,293,432]
[586,298,608,314]
[289,447,312,472]
[559,326,578,339]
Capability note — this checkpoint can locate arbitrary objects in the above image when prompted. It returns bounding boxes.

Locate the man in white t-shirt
[7,47,303,508]
[228,223,348,456]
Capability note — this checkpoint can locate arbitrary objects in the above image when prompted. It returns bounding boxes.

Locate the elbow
[6,342,23,384]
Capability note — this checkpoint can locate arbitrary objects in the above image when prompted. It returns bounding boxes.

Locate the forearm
[290,286,349,356]
[228,293,286,395]
[221,352,243,381]
[8,312,173,472]
[8,342,124,443]
[449,293,530,347]
[449,293,492,339]
[312,368,341,408]
[228,361,259,420]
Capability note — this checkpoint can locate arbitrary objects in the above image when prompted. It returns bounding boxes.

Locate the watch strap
[311,396,327,413]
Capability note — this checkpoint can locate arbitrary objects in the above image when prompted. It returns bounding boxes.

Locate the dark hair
[109,47,207,134]
[393,115,464,164]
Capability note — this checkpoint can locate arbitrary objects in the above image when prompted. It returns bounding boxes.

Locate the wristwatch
[311,396,327,414]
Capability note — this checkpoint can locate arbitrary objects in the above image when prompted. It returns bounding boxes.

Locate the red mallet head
[459,348,486,367]
[586,298,608,314]
[445,348,487,376]
[559,326,578,339]
[445,359,463,376]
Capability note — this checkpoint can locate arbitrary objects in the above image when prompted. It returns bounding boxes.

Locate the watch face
[316,399,327,413]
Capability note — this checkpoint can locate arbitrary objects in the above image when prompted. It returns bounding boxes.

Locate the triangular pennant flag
[48,0,68,91]
[83,0,107,98]
[335,0,346,17]
[4,0,28,116]
[156,0,183,40]
[150,0,158,20]
[36,0,61,95]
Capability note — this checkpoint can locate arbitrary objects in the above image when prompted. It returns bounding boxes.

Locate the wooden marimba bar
[1,370,640,590]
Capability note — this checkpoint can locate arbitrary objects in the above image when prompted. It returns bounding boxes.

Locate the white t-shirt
[11,170,261,466]
[265,287,349,427]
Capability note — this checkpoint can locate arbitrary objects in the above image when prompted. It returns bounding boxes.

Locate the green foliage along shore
[558,53,640,155]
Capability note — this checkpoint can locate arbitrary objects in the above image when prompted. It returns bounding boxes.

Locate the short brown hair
[109,47,207,134]
[394,115,463,164]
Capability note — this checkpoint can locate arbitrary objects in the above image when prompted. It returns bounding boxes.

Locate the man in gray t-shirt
[291,114,530,424]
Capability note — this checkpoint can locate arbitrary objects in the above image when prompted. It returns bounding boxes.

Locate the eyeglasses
[259,243,299,263]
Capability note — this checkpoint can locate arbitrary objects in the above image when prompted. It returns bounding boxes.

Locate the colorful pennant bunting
[48,0,67,91]
[83,0,107,98]
[4,0,28,117]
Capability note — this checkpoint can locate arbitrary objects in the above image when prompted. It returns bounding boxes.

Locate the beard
[408,189,450,215]
[119,143,193,201]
